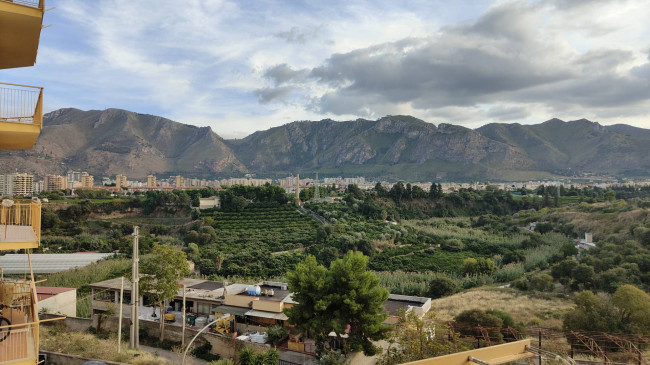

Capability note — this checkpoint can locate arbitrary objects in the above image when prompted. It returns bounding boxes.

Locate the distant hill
[1,108,649,180]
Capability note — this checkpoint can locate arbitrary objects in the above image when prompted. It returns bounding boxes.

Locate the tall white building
[0,173,34,197]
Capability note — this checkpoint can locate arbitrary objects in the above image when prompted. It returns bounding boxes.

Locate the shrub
[428,277,457,299]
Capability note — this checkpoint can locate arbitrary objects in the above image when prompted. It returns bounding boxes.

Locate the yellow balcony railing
[0,279,39,365]
[0,199,41,250]
[0,82,42,150]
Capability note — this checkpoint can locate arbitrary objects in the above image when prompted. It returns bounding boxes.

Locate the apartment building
[147,175,157,188]
[44,174,68,192]
[0,173,34,197]
[80,172,94,188]
[115,174,127,188]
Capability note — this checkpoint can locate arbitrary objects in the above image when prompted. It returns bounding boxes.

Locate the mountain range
[1,108,649,181]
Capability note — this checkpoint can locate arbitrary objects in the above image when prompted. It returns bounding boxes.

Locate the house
[198,196,221,209]
[383,294,432,325]
[36,287,77,317]
[575,232,596,251]
[89,278,432,334]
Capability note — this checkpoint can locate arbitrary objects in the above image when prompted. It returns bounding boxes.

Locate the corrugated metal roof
[0,253,115,274]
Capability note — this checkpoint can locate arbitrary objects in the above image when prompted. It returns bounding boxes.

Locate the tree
[285,252,391,357]
[139,243,190,341]
[428,277,457,299]
[611,285,650,334]
[267,325,289,347]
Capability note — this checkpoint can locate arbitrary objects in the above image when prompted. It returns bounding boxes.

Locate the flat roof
[89,278,249,302]
[236,284,290,302]
[0,253,115,274]
[384,298,429,316]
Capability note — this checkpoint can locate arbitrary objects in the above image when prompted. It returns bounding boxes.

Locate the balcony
[0,280,39,365]
[0,199,41,251]
[0,82,43,150]
[0,0,44,70]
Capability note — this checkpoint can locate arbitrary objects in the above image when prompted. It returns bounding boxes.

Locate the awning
[213,305,250,316]
[245,309,289,321]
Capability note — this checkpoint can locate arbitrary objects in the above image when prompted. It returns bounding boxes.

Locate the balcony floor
[0,225,37,243]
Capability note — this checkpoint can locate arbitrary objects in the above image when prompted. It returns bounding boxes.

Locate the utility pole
[118,276,124,353]
[130,226,140,349]
[181,284,186,348]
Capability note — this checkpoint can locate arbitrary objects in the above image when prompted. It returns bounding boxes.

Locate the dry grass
[430,288,574,329]
[40,326,172,365]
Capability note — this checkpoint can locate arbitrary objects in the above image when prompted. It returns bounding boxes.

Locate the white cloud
[4,0,649,137]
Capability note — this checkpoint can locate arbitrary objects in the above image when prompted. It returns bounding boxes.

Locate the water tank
[247,285,261,296]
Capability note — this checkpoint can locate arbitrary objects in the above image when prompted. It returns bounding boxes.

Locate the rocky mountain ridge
[1,108,649,181]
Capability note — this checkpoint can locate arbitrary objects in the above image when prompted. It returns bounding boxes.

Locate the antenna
[314,172,320,199]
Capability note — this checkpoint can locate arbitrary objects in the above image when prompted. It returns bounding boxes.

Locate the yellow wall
[252,300,283,313]
[225,294,257,308]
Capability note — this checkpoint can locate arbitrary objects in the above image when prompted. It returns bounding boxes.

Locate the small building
[575,232,596,251]
[199,196,221,210]
[36,286,77,317]
[383,294,432,325]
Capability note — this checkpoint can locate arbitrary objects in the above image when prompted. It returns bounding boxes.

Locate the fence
[443,322,650,365]
[0,0,43,10]
[0,82,43,126]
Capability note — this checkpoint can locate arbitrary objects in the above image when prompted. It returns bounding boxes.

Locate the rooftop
[36,286,75,301]
[0,252,115,274]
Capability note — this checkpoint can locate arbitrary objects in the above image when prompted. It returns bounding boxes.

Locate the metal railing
[0,0,44,10]
[0,199,41,244]
[0,280,38,364]
[0,82,43,127]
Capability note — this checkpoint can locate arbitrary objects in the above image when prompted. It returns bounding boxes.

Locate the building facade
[44,174,68,192]
[80,172,94,188]
[147,175,157,188]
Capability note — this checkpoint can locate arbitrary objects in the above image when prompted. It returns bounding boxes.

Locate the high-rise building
[147,175,157,188]
[115,174,127,188]
[13,173,34,196]
[44,175,68,191]
[175,175,184,188]
[67,170,82,183]
[80,172,94,188]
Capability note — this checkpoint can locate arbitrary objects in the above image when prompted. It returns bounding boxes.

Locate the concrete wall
[38,290,77,317]
[40,351,126,365]
[39,313,93,332]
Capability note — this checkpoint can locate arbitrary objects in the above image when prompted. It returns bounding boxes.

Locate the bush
[428,277,457,299]
[529,273,554,292]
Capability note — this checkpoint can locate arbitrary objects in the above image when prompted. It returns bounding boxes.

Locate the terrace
[0,83,43,150]
[0,199,41,250]
[0,279,39,365]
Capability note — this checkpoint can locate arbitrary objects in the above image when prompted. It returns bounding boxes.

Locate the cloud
[263,64,310,86]
[258,0,650,126]
[487,106,531,121]
[254,86,294,104]
[5,0,649,138]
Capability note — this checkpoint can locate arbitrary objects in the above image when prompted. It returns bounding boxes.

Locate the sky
[3,0,649,138]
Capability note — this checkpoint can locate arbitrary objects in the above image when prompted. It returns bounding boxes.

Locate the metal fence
[0,0,43,9]
[0,82,43,126]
